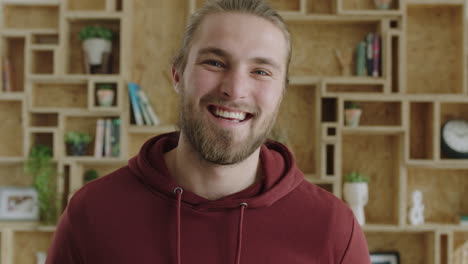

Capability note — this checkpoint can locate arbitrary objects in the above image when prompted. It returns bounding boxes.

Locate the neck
[164,132,262,200]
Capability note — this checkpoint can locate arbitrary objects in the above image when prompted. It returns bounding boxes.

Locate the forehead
[189,12,287,66]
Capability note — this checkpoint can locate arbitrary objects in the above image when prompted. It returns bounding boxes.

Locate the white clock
[441,120,468,159]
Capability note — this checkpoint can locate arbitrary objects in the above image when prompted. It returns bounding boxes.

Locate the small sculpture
[409,190,425,225]
[343,172,369,225]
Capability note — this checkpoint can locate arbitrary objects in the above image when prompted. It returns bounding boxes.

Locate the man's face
[175,12,287,165]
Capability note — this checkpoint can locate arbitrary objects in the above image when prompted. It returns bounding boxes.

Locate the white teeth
[214,107,247,121]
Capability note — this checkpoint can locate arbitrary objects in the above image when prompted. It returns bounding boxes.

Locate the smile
[207,105,253,122]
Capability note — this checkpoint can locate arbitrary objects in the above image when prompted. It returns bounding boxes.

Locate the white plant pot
[97,89,115,107]
[36,252,47,264]
[82,38,112,65]
[343,182,368,225]
[344,109,362,127]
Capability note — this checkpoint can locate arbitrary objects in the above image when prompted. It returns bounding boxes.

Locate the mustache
[200,94,260,115]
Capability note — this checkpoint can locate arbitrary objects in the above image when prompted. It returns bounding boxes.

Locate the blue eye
[253,70,268,76]
[205,60,224,68]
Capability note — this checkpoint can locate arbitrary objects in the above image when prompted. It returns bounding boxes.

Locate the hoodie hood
[128,131,304,210]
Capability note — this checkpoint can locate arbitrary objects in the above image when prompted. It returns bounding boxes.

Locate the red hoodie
[46,132,370,263]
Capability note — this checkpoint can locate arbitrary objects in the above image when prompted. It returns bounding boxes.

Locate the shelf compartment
[407,167,468,224]
[275,85,318,175]
[0,163,33,186]
[31,81,88,109]
[288,20,380,77]
[30,113,58,127]
[13,231,54,264]
[31,50,54,74]
[306,0,335,14]
[3,5,58,30]
[322,97,338,122]
[30,132,54,157]
[326,83,384,94]
[342,134,401,225]
[454,232,468,258]
[2,37,25,92]
[67,19,121,75]
[0,100,23,157]
[341,0,400,11]
[440,103,468,160]
[67,0,106,11]
[406,4,464,94]
[64,115,120,157]
[343,100,402,126]
[366,231,435,264]
[32,34,58,45]
[409,102,434,160]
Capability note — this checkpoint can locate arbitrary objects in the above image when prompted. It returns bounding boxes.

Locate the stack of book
[128,82,160,126]
[356,32,381,77]
[94,118,120,158]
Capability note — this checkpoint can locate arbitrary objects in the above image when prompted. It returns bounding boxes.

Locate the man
[47,0,371,263]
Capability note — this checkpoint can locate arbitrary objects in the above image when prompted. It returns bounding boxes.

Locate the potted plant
[24,145,58,225]
[96,83,115,107]
[374,0,392,9]
[343,171,369,226]
[84,169,99,184]
[344,101,362,127]
[65,131,92,156]
[79,26,113,66]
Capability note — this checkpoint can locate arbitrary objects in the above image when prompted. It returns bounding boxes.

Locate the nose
[219,68,248,100]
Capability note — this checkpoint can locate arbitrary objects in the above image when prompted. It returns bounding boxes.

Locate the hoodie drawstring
[235,202,248,264]
[173,187,248,264]
[174,187,183,264]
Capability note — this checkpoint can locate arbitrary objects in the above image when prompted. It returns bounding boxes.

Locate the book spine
[136,90,153,125]
[366,33,373,77]
[356,41,366,76]
[372,34,381,77]
[3,58,12,92]
[112,118,121,157]
[94,119,105,158]
[138,90,161,126]
[104,119,112,157]
[128,82,144,126]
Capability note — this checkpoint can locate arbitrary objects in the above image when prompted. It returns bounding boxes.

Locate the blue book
[128,82,144,126]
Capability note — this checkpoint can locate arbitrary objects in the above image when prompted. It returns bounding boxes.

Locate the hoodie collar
[128,132,304,210]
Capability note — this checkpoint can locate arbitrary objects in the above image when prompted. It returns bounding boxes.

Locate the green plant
[84,169,99,183]
[79,26,113,41]
[65,131,92,145]
[345,101,360,109]
[344,171,369,183]
[24,145,58,225]
[96,83,114,90]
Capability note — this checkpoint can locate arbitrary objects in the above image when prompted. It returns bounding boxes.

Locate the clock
[441,119,468,159]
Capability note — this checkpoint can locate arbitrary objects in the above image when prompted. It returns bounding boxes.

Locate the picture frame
[0,187,39,220]
[370,252,400,264]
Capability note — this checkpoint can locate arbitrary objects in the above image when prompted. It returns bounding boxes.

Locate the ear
[172,66,181,94]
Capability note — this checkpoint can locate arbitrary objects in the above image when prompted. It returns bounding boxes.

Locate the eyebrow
[197,47,282,71]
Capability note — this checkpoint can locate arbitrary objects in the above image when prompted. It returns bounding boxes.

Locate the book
[104,119,112,157]
[366,33,374,77]
[128,82,144,126]
[3,57,13,92]
[137,89,161,126]
[111,118,120,157]
[94,119,105,158]
[372,34,381,77]
[136,90,153,125]
[356,41,366,76]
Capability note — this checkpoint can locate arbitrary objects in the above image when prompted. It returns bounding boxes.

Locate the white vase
[82,38,112,65]
[36,251,47,264]
[343,182,368,225]
[97,89,115,107]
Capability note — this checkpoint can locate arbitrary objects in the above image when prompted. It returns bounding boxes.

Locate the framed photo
[0,187,39,220]
[370,252,400,264]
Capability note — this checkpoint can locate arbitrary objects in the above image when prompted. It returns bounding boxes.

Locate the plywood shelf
[2,0,59,6]
[342,126,405,135]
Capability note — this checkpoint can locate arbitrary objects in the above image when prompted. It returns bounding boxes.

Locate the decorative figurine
[409,190,425,225]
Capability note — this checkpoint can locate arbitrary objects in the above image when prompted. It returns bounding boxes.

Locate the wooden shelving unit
[0,0,466,263]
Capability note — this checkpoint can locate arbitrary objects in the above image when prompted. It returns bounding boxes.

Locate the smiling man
[46,0,370,263]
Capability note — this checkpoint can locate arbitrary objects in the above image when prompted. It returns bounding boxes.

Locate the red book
[372,34,380,77]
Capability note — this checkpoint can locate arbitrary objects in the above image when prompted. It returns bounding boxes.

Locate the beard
[177,85,281,165]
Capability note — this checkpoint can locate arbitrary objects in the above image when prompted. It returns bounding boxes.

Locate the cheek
[253,85,283,113]
[185,68,220,97]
